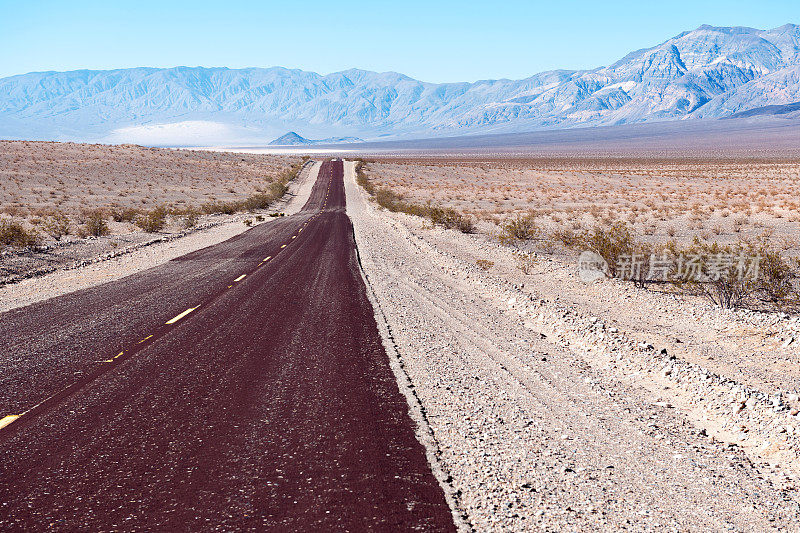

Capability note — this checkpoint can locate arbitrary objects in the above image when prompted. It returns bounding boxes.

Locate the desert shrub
[499,213,537,244]
[375,188,403,211]
[243,193,272,212]
[135,206,167,233]
[255,215,265,222]
[202,201,239,215]
[580,222,636,278]
[0,220,40,248]
[84,210,110,237]
[667,235,799,310]
[182,208,199,229]
[456,215,476,234]
[42,212,71,241]
[355,161,375,195]
[110,206,140,223]
[552,228,579,247]
[268,181,289,198]
[243,219,253,227]
[476,259,494,270]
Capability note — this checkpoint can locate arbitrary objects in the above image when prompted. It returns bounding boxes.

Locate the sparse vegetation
[516,251,537,274]
[135,206,168,233]
[182,208,199,229]
[83,210,110,237]
[42,212,71,241]
[110,207,140,223]
[499,213,537,244]
[667,235,800,310]
[358,176,475,234]
[476,259,494,270]
[0,140,304,244]
[0,219,40,249]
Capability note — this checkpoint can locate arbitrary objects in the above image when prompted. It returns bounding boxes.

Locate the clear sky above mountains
[1,0,798,82]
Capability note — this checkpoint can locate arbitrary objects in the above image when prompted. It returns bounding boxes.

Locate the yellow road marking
[281,244,286,248]
[165,307,198,325]
[138,335,153,343]
[263,256,272,261]
[234,274,247,282]
[292,235,296,239]
[0,415,20,430]
[115,351,123,359]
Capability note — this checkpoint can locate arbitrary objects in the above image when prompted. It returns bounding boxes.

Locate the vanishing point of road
[0,160,456,531]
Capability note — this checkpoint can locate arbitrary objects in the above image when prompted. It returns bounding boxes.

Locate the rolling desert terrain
[0,141,304,286]
[3,144,800,530]
[362,156,800,254]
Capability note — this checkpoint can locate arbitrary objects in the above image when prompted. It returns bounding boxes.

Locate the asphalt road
[0,160,455,531]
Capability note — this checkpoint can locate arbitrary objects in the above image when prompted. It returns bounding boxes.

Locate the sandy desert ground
[0,141,304,284]
[0,140,298,217]
[362,157,800,254]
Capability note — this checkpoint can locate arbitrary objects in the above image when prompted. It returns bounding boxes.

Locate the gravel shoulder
[344,160,800,530]
[0,161,320,313]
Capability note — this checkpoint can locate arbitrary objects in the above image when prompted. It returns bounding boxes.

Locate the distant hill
[727,101,800,118]
[268,132,364,146]
[2,23,800,145]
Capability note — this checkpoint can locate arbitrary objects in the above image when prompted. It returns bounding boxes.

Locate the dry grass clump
[134,206,168,233]
[42,212,71,241]
[0,219,40,249]
[81,210,110,237]
[356,161,474,234]
[476,259,494,270]
[666,235,799,310]
[498,213,538,244]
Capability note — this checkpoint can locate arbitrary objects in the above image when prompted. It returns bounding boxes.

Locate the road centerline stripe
[165,307,199,325]
[0,415,20,430]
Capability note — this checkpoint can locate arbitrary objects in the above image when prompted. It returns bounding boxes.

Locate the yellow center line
[165,306,198,325]
[138,334,154,343]
[233,274,247,282]
[0,415,20,430]
[281,244,286,248]
[292,235,296,239]
[263,255,272,261]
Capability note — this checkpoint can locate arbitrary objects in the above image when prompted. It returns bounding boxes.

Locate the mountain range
[268,132,364,145]
[1,23,799,145]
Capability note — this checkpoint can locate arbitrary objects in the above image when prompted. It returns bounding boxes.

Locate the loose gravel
[344,160,800,531]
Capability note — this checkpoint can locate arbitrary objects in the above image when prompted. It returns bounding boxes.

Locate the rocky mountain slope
[1,24,798,144]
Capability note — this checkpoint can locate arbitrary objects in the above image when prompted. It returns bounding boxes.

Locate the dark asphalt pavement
[0,160,455,531]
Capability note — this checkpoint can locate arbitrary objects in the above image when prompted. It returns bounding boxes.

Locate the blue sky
[1,0,797,82]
